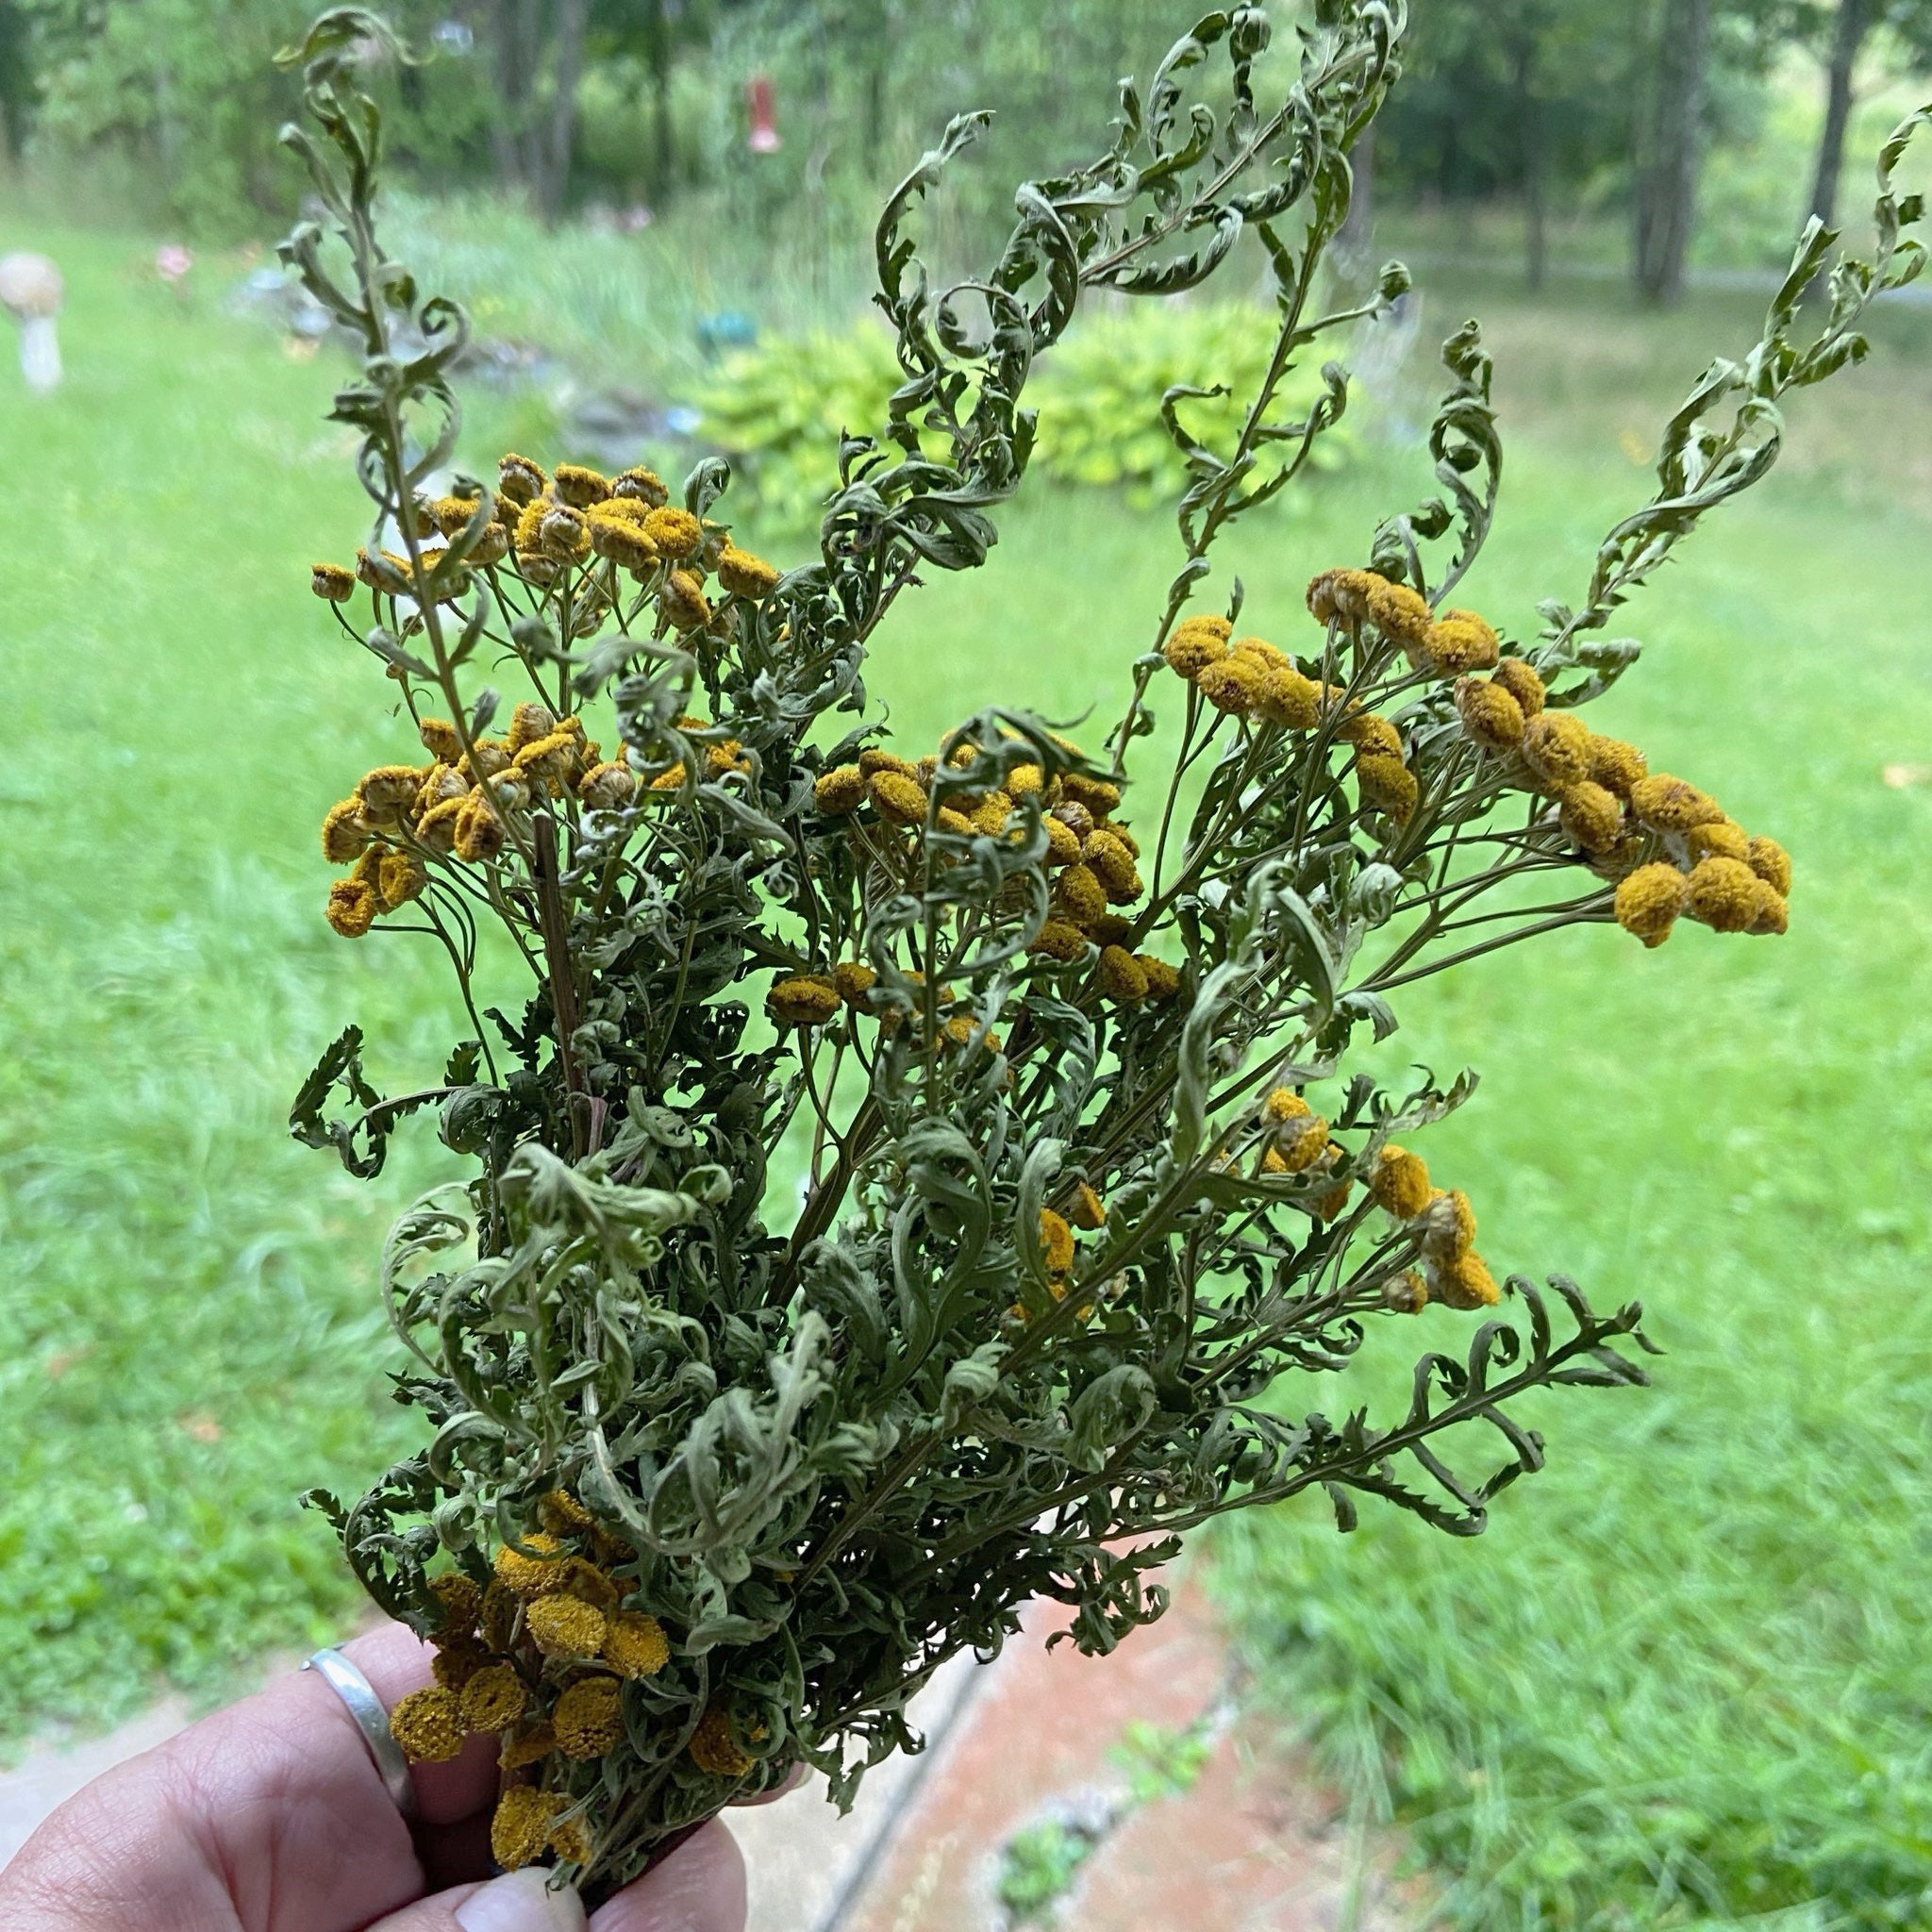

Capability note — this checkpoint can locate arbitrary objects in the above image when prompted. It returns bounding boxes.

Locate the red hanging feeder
[746,75,781,154]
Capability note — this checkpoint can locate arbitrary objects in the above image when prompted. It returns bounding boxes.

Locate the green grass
[4,200,1931,1931]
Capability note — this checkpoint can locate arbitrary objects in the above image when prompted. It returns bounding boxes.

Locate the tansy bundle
[276,4,1928,1893]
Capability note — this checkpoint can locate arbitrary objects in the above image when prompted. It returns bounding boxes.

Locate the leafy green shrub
[695,298,1353,529]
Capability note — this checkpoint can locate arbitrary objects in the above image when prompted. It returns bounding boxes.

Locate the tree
[1635,0,1713,304]
[1370,0,1637,288]
[484,0,590,220]
[1790,0,1932,225]
[0,0,30,162]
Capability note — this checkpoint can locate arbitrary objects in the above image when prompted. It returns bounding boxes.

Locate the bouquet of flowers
[280,1,1926,1892]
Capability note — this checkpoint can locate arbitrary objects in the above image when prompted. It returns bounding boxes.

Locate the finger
[416,1809,498,1894]
[339,1622,505,1826]
[590,1822,745,1932]
[368,1869,586,1932]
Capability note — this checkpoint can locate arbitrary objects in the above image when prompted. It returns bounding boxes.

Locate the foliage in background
[692,301,1355,529]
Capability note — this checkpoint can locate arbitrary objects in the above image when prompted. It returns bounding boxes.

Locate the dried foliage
[276,3,1927,1890]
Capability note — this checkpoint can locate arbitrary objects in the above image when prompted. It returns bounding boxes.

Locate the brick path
[824,1573,1425,1932]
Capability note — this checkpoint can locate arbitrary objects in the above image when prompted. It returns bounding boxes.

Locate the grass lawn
[3,209,1930,1930]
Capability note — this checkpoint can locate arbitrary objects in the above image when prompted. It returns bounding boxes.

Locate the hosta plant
[696,299,1350,527]
[279,1,1926,1897]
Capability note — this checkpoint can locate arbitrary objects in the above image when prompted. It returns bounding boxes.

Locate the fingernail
[455,1868,588,1932]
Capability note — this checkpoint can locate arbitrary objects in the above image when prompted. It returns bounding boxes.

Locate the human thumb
[370,1868,588,1932]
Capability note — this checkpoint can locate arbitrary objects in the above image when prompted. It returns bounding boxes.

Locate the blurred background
[2,2,1930,1926]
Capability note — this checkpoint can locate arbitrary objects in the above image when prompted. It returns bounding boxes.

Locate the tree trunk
[1635,0,1710,306]
[538,0,588,224]
[1808,0,1870,228]
[489,0,541,198]
[1515,28,1547,290]
[645,0,675,201]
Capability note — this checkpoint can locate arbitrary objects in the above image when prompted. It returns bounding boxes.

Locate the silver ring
[302,1646,418,1819]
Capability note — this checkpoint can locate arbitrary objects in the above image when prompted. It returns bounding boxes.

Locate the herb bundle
[280,3,1927,1892]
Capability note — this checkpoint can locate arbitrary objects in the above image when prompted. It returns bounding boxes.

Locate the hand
[0,1622,749,1932]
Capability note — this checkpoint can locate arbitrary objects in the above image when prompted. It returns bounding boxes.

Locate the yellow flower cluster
[1305,567,1503,675]
[1607,774,1790,947]
[811,737,1181,1008]
[1365,1143,1500,1312]
[1251,1090,1349,1224]
[318,704,638,936]
[1449,649,1793,944]
[315,455,780,658]
[1163,607,1427,828]
[1008,1197,1111,1326]
[387,1492,675,1874]
[492,454,778,626]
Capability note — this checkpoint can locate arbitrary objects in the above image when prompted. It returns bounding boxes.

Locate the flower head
[325,876,378,938]
[1685,855,1761,933]
[322,797,372,865]
[1253,662,1322,730]
[603,1609,671,1680]
[1521,713,1593,792]
[1341,712,1402,759]
[1683,817,1749,864]
[1163,625,1228,677]
[768,975,841,1027]
[612,465,671,507]
[389,1686,467,1763]
[1421,1188,1477,1263]
[1558,781,1624,856]
[1491,658,1545,718]
[497,453,547,505]
[1370,1145,1431,1220]
[1420,610,1500,674]
[1196,655,1264,716]
[1071,1183,1107,1230]
[1138,955,1180,1001]
[1432,1251,1502,1310]
[1040,1208,1075,1274]
[458,1663,529,1734]
[494,1532,569,1598]
[554,1676,625,1760]
[586,507,658,572]
[491,1786,565,1871]
[689,1706,755,1777]
[428,1571,483,1638]
[1028,918,1090,962]
[1356,753,1418,824]
[580,760,639,811]
[1098,944,1150,1005]
[813,764,867,814]
[310,561,356,602]
[1746,834,1791,896]
[1306,568,1377,626]
[1455,676,1525,753]
[869,770,928,825]
[659,570,711,630]
[643,506,703,559]
[718,544,781,598]
[526,1594,608,1660]
[1365,576,1433,647]
[553,462,610,508]
[1630,773,1724,833]
[1614,861,1689,946]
